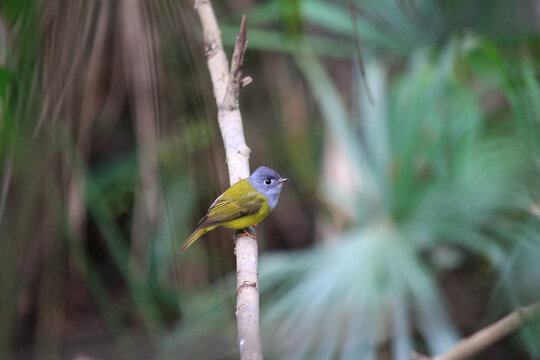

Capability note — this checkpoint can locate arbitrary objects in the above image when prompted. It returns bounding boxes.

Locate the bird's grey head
[248,166,288,210]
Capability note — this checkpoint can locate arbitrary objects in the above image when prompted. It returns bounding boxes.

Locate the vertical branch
[196,2,251,184]
[195,2,262,359]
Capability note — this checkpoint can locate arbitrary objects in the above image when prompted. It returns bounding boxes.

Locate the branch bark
[195,2,262,359]
[411,301,540,360]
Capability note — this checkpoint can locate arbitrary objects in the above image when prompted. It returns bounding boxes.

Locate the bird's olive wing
[198,184,264,228]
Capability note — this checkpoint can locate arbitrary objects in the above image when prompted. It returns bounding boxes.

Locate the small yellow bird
[180,166,288,252]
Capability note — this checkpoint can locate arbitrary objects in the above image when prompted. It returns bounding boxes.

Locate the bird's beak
[278,178,289,183]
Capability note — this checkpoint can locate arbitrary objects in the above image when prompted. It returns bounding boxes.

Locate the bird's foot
[241,228,257,239]
[235,226,257,240]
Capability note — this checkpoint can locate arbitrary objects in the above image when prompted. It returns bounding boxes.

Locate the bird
[180,166,288,252]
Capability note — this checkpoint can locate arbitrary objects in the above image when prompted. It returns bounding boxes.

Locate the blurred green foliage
[0,0,539,359]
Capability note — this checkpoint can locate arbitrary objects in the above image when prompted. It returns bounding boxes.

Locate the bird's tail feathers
[180,226,209,252]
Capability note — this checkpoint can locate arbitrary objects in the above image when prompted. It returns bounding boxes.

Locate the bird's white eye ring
[264,179,271,185]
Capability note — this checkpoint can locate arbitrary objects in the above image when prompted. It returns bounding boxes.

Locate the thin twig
[222,15,248,109]
[410,301,540,360]
[195,4,262,359]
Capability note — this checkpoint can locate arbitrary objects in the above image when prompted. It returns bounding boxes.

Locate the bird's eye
[264,179,271,185]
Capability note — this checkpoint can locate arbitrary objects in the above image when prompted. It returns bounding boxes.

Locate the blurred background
[1,0,540,359]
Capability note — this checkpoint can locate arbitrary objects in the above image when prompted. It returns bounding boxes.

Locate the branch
[411,301,540,360]
[195,3,262,360]
[222,15,248,109]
